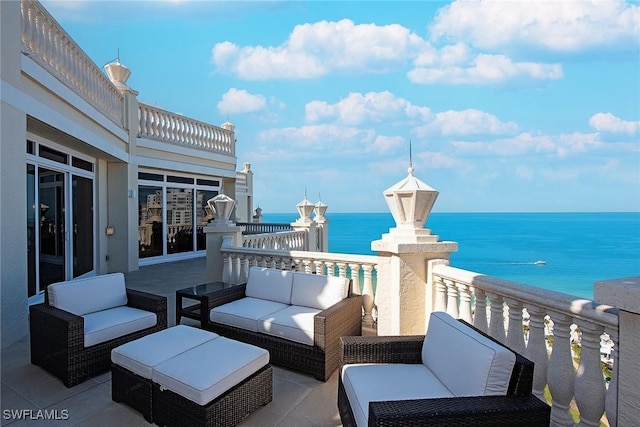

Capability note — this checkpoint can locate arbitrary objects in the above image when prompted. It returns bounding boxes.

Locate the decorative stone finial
[384,168,438,231]
[314,197,328,220]
[207,192,236,224]
[296,192,315,223]
[221,119,235,132]
[104,58,132,93]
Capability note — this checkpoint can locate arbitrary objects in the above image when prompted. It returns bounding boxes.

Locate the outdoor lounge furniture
[29,273,167,387]
[338,311,551,427]
[205,266,363,381]
[112,325,272,427]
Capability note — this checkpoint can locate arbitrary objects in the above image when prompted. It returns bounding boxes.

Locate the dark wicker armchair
[30,288,167,387]
[338,319,551,427]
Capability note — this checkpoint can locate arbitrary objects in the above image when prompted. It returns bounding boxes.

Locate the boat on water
[534,260,546,265]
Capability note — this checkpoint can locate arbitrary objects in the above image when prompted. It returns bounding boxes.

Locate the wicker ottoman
[111,325,219,422]
[151,337,272,427]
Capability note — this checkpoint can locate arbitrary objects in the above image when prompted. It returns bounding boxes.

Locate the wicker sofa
[338,311,551,427]
[204,266,363,381]
[30,273,167,387]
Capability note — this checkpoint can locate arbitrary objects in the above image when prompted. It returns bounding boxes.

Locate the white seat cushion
[48,273,127,316]
[290,272,349,310]
[422,311,516,397]
[258,305,321,346]
[111,325,219,378]
[210,297,289,332]
[82,306,157,347]
[244,267,294,305]
[152,337,270,406]
[342,363,454,427]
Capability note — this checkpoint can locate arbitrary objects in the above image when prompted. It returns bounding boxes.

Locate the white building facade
[1,0,253,347]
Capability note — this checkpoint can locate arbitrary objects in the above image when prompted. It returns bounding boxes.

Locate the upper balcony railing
[138,103,235,156]
[20,0,125,127]
[239,222,293,235]
[242,230,306,251]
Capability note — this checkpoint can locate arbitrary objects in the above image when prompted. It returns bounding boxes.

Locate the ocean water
[262,212,640,300]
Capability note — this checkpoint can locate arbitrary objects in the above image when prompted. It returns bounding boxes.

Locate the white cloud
[415,109,519,137]
[305,91,432,125]
[589,112,640,134]
[217,88,267,115]
[451,132,601,157]
[212,19,425,80]
[430,0,640,52]
[408,53,562,85]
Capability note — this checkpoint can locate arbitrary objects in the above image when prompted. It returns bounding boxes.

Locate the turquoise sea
[262,212,640,300]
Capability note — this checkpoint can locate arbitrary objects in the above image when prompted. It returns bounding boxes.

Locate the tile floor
[1,258,349,426]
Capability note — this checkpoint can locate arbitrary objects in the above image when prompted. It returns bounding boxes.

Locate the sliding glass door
[27,144,95,298]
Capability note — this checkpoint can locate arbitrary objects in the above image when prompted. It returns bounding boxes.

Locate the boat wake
[496,261,546,266]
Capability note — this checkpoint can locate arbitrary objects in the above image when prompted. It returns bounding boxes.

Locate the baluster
[526,305,550,400]
[505,298,526,355]
[336,262,348,279]
[348,263,361,291]
[361,264,375,325]
[487,292,506,344]
[314,260,324,275]
[325,261,335,277]
[302,259,312,274]
[222,253,231,284]
[604,330,617,427]
[240,255,249,284]
[574,322,606,427]
[434,275,447,312]
[547,312,577,427]
[160,112,168,139]
[457,282,473,323]
[472,288,488,333]
[444,279,459,318]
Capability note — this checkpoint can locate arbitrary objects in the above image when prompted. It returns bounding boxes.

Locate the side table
[175,282,234,327]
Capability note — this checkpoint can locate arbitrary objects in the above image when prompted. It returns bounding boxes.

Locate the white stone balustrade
[20,0,124,126]
[432,263,619,427]
[220,245,378,324]
[138,103,234,155]
[242,230,306,251]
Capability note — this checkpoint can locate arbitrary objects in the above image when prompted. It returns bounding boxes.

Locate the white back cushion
[290,272,349,310]
[422,311,516,397]
[244,267,294,304]
[48,273,128,316]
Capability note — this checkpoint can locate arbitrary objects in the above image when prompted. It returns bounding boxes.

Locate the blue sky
[42,0,640,213]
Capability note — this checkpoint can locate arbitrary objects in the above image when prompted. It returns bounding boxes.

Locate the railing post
[595,276,639,426]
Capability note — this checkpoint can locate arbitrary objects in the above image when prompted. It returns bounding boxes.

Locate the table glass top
[177,282,231,296]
